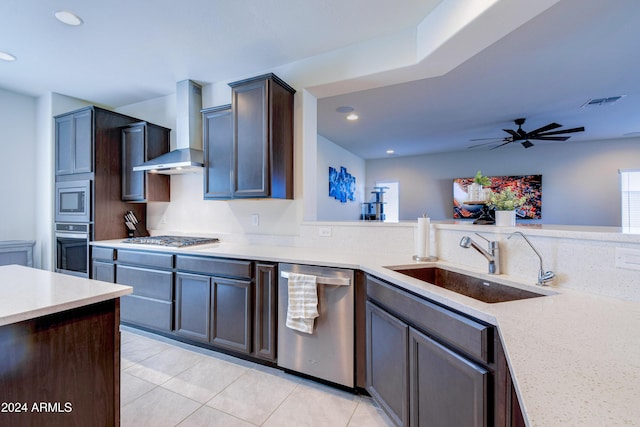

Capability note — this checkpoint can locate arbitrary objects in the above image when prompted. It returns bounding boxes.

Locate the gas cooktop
[122,235,219,247]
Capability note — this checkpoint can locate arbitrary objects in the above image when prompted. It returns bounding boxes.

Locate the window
[620,169,640,229]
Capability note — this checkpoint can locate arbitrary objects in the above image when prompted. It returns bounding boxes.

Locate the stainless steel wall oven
[55,223,90,277]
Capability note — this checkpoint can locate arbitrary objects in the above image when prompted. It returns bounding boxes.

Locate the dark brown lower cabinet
[211,276,252,353]
[366,301,409,426]
[174,272,253,355]
[366,274,494,427]
[174,272,211,342]
[254,262,277,361]
[409,328,488,427]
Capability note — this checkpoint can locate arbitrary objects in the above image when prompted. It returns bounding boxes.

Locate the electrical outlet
[251,213,260,227]
[615,247,640,271]
[318,227,332,237]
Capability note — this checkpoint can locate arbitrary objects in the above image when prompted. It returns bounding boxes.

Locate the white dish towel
[286,272,319,334]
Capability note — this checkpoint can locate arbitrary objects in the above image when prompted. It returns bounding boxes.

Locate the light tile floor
[120,327,394,427]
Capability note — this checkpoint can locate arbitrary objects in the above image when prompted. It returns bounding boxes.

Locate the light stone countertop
[94,239,640,426]
[0,264,132,326]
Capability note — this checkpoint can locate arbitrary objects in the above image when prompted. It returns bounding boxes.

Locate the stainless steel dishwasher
[277,263,354,387]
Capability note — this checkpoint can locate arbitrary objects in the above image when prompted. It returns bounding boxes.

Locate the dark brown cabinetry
[54,106,151,241]
[366,274,494,427]
[254,262,277,361]
[228,73,295,199]
[91,247,279,363]
[121,122,170,202]
[366,301,409,426]
[55,107,93,175]
[174,255,253,355]
[202,105,233,199]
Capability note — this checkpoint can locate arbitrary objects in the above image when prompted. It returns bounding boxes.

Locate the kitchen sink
[387,266,547,303]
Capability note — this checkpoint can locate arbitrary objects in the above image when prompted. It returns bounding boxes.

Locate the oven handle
[55,232,89,239]
[280,271,350,286]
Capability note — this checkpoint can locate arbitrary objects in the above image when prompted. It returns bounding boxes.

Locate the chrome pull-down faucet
[508,231,555,286]
[459,233,500,274]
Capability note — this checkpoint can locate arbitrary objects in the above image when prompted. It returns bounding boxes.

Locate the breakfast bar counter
[0,265,132,426]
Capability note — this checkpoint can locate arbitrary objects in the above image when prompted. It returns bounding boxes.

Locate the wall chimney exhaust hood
[133,80,204,175]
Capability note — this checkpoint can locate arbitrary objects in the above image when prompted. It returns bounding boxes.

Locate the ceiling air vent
[581,95,625,108]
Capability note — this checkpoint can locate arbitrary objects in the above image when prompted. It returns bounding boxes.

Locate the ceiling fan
[470,118,585,149]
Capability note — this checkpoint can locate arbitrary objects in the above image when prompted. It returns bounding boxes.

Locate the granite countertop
[93,239,640,426]
[0,264,132,326]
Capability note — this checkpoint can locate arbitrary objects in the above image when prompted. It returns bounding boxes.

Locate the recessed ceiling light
[346,113,359,121]
[54,10,84,26]
[336,106,354,113]
[386,149,395,155]
[0,51,16,61]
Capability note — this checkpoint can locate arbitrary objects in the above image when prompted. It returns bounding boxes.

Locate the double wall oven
[55,180,91,277]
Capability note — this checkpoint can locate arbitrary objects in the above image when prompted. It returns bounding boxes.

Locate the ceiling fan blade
[537,126,585,136]
[503,129,520,139]
[529,122,562,135]
[469,137,506,141]
[490,140,513,150]
[529,136,570,141]
[468,139,510,149]
[521,140,535,149]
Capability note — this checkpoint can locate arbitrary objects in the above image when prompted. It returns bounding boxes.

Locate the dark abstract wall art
[329,166,356,203]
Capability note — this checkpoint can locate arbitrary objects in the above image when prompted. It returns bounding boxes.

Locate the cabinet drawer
[117,249,173,269]
[367,275,491,364]
[121,295,172,332]
[175,255,252,279]
[116,265,173,301]
[92,246,115,261]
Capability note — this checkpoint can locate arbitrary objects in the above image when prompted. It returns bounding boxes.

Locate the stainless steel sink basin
[388,266,546,303]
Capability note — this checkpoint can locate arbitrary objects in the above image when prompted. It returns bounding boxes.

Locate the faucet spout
[508,231,555,286]
[459,234,500,274]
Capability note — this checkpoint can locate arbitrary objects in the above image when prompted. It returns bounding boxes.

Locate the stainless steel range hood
[133,80,204,175]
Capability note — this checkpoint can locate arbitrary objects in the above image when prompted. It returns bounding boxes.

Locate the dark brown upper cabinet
[202,105,233,199]
[121,122,171,202]
[55,107,93,176]
[229,73,295,199]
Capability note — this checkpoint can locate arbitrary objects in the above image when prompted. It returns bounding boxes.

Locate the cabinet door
[121,124,145,201]
[232,79,269,198]
[409,327,488,427]
[254,263,277,361]
[366,301,409,427]
[92,260,115,282]
[211,277,253,354]
[203,106,233,199]
[73,109,93,174]
[55,109,93,175]
[175,272,211,342]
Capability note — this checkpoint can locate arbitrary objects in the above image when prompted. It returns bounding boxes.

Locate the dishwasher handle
[280,271,351,287]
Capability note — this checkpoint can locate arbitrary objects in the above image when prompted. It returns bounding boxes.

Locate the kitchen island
[93,231,640,426]
[0,265,132,427]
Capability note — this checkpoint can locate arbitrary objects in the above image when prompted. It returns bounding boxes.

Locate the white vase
[494,210,516,227]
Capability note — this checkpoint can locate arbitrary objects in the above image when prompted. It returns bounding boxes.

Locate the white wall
[366,138,640,225]
[317,135,365,221]
[0,88,37,241]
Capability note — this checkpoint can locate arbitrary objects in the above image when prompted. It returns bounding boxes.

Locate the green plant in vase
[473,170,492,187]
[488,187,528,226]
[488,187,527,211]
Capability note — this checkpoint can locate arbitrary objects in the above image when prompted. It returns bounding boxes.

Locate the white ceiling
[2,0,639,159]
[318,0,640,158]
